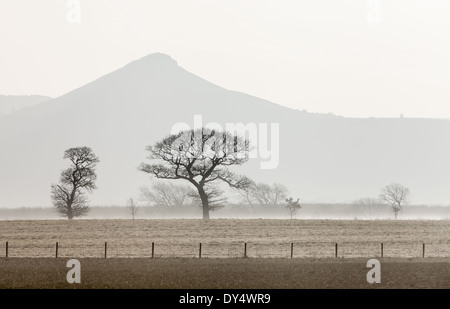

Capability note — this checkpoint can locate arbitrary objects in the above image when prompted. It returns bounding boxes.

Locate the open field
[0,219,449,258]
[0,258,449,289]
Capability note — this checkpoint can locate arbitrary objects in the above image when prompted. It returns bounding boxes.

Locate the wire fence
[2,241,449,259]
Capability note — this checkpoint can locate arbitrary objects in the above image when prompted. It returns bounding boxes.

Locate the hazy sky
[1,0,450,118]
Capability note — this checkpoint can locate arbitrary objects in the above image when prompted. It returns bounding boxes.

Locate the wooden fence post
[244,243,247,258]
[335,243,338,258]
[5,242,8,259]
[291,243,294,259]
[56,242,58,258]
[199,243,202,259]
[104,242,107,259]
[381,243,383,258]
[152,242,154,259]
[423,243,425,258]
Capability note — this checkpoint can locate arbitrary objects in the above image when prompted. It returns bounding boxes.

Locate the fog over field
[1,204,450,221]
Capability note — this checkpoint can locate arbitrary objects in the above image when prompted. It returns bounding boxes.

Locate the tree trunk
[394,206,399,220]
[198,186,210,220]
[68,187,76,220]
[67,204,73,220]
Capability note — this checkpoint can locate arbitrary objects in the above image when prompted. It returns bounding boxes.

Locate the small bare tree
[50,147,99,220]
[286,197,301,219]
[140,182,193,208]
[379,183,410,219]
[127,198,139,220]
[354,197,387,218]
[241,182,288,208]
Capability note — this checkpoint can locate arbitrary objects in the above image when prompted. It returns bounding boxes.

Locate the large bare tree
[379,183,410,219]
[50,147,99,220]
[139,128,252,220]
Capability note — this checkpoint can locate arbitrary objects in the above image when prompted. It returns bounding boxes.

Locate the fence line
[3,241,447,259]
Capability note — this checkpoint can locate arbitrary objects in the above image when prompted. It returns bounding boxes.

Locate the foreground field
[0,258,449,289]
[0,219,449,258]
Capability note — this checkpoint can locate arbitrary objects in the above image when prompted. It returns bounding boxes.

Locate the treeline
[46,130,436,221]
[1,204,449,220]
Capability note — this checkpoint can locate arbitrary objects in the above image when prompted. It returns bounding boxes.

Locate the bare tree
[379,183,410,219]
[127,198,139,220]
[139,128,252,220]
[354,197,387,218]
[50,147,99,220]
[286,197,301,219]
[241,182,288,208]
[140,182,193,208]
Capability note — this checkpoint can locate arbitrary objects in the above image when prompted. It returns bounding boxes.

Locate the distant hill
[1,53,450,209]
[0,95,52,115]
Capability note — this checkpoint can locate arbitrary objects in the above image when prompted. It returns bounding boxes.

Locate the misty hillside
[0,95,52,115]
[1,53,450,209]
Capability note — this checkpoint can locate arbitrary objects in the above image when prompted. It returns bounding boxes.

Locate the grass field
[0,219,449,258]
[0,219,448,289]
[0,258,449,289]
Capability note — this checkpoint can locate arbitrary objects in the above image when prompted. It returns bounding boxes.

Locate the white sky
[1,0,450,118]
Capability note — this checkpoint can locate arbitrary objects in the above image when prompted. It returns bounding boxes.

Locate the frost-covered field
[0,219,449,258]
